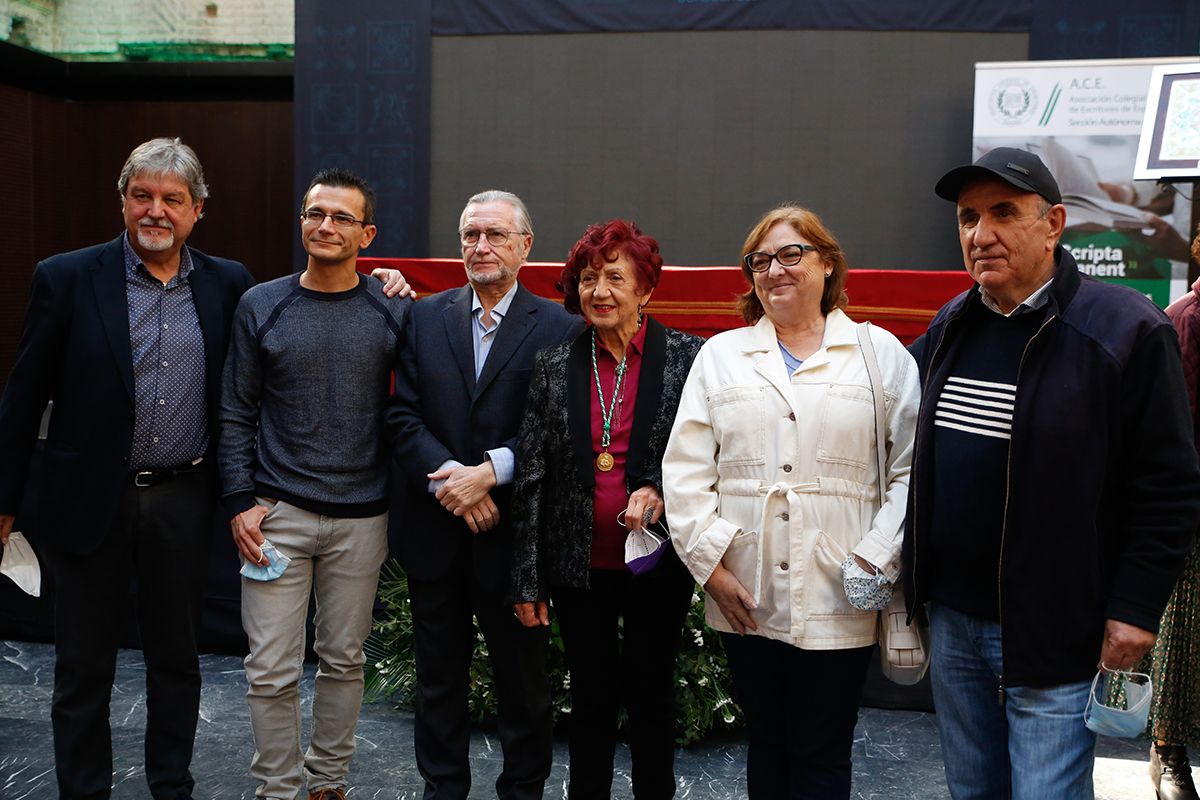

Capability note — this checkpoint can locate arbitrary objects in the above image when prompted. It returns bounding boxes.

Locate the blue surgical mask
[1083,669,1152,738]
[240,540,291,582]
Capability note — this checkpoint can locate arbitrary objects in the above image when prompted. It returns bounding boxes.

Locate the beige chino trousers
[240,497,388,800]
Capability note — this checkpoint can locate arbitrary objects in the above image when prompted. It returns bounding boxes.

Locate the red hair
[558,219,663,315]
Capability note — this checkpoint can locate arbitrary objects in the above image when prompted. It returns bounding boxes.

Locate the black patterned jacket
[510,317,703,602]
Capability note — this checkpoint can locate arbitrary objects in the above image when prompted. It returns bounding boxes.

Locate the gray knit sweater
[218,273,412,518]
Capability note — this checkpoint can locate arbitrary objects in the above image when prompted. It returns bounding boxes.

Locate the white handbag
[857,323,929,686]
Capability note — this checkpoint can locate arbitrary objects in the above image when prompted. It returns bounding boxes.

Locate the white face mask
[1083,668,1153,738]
[840,554,892,612]
[0,531,41,597]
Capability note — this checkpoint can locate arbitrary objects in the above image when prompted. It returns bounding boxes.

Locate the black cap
[935,147,1062,205]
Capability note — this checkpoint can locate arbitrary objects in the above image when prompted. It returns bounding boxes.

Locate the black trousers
[721,634,873,800]
[50,468,213,800]
[408,546,554,800]
[551,554,694,800]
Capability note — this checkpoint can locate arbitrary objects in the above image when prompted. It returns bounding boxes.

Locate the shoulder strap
[856,322,888,503]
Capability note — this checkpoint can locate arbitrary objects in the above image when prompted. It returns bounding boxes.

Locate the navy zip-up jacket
[903,247,1200,688]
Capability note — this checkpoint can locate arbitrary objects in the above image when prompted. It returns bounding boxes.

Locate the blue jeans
[928,602,1095,800]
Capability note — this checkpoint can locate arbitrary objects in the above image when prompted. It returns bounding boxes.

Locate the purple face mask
[620,511,670,575]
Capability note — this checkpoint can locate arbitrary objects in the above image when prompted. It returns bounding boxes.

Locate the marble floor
[0,640,1175,799]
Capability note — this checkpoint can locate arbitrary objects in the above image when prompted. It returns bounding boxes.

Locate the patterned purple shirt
[123,233,208,469]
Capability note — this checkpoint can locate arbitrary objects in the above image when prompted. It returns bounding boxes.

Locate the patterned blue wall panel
[295,1,431,266]
[1030,1,1200,59]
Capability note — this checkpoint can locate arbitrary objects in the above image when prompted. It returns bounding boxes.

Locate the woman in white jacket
[663,205,919,798]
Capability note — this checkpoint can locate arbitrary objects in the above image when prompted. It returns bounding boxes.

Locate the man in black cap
[902,147,1200,798]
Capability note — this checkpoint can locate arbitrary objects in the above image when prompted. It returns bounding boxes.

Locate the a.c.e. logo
[989,77,1038,126]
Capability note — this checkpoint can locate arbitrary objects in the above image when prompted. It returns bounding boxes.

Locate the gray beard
[136,229,175,252]
[466,265,515,285]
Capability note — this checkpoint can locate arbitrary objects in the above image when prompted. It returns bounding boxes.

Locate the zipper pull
[998,680,1006,706]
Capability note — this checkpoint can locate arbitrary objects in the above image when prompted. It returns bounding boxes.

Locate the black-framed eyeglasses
[459,228,526,248]
[743,244,819,273]
[301,209,370,228]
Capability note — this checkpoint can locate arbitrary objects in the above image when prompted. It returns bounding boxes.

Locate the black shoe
[1151,743,1200,800]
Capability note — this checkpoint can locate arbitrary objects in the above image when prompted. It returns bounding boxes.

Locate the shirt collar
[595,315,649,359]
[747,307,856,353]
[980,275,1054,317]
[471,281,519,321]
[122,231,193,284]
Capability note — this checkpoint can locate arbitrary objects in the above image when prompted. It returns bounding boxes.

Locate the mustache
[139,218,174,231]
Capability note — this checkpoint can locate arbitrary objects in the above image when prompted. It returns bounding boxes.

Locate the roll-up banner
[973,58,1199,306]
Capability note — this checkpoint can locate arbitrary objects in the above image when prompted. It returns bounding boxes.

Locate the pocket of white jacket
[816,384,875,471]
[706,385,766,467]
[807,530,861,617]
[722,528,762,606]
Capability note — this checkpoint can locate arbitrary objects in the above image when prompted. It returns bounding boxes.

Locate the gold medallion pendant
[596,451,615,472]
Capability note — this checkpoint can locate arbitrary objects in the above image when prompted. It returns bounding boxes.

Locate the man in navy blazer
[387,190,583,799]
[0,138,254,800]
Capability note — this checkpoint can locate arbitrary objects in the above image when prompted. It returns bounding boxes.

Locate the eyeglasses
[743,244,819,273]
[301,209,369,228]
[459,228,526,248]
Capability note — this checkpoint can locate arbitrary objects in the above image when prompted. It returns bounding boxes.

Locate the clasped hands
[429,462,499,533]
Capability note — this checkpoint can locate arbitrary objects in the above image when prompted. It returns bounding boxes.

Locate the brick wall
[0,0,293,57]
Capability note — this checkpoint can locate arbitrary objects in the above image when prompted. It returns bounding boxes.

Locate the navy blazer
[386,282,584,592]
[0,234,254,554]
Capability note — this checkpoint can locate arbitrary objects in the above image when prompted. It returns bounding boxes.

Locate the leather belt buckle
[133,470,157,488]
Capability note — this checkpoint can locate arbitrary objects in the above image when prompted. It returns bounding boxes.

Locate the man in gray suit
[387,190,583,799]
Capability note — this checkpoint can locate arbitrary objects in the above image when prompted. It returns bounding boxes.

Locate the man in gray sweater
[218,169,412,800]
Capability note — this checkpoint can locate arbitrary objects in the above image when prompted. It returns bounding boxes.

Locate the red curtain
[359,258,973,345]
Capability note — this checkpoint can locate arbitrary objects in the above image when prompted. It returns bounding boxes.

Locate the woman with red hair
[510,219,703,798]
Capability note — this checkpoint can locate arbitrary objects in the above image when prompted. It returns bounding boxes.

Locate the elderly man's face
[122,172,203,257]
[459,201,530,289]
[956,176,1065,314]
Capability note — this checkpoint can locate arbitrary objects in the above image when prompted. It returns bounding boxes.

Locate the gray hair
[459,189,533,237]
[117,137,209,202]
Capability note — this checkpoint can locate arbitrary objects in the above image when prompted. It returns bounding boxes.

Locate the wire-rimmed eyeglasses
[459,228,526,248]
[300,209,370,228]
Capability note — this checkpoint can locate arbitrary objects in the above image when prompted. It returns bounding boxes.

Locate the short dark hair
[302,168,376,224]
[557,219,663,316]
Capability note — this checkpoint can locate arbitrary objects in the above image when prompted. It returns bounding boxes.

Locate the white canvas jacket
[663,309,919,649]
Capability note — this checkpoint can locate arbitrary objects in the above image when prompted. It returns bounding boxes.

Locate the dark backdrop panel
[29,98,294,284]
[0,88,293,390]
[429,29,1028,271]
[1030,0,1200,60]
[0,84,35,401]
[433,0,1032,36]
[294,0,432,265]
